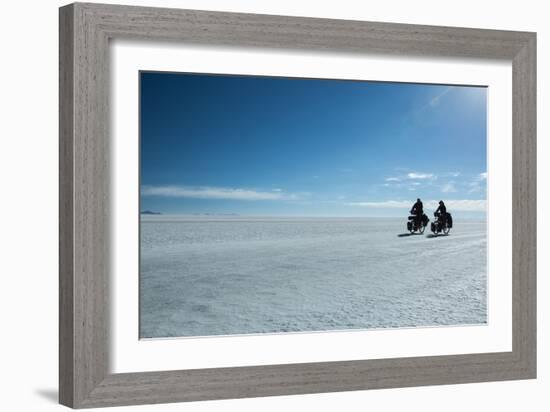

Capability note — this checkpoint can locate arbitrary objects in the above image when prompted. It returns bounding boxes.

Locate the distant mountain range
[140,210,162,215]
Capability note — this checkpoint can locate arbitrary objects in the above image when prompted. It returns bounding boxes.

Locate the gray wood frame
[59,2,536,408]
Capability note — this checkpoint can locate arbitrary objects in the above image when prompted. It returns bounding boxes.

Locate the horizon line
[140,212,487,219]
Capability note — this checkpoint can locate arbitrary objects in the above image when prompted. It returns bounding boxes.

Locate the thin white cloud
[142,185,299,201]
[441,182,457,193]
[407,172,435,180]
[442,199,486,211]
[271,188,283,192]
[347,199,486,212]
[347,200,413,208]
[414,87,453,115]
[468,184,482,193]
[385,177,401,182]
[429,87,452,108]
[468,172,487,193]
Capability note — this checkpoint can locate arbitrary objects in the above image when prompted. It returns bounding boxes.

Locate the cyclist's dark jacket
[411,200,423,215]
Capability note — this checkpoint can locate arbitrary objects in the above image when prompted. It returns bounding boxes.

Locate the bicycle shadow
[425,233,449,238]
[397,233,424,237]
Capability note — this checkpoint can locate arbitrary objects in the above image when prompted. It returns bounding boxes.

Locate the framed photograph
[59,2,536,408]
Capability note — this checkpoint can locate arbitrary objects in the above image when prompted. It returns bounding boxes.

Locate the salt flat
[140,216,486,338]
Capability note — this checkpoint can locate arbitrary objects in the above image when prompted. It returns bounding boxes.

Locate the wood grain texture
[512,34,537,373]
[59,2,537,408]
[59,4,74,406]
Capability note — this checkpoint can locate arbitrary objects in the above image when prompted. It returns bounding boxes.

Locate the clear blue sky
[140,72,487,218]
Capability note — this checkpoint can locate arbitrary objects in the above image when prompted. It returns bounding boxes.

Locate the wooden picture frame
[59,2,536,408]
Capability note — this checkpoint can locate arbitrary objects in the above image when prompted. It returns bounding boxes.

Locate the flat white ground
[140,216,486,338]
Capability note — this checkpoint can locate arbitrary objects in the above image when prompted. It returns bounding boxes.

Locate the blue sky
[140,72,487,218]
